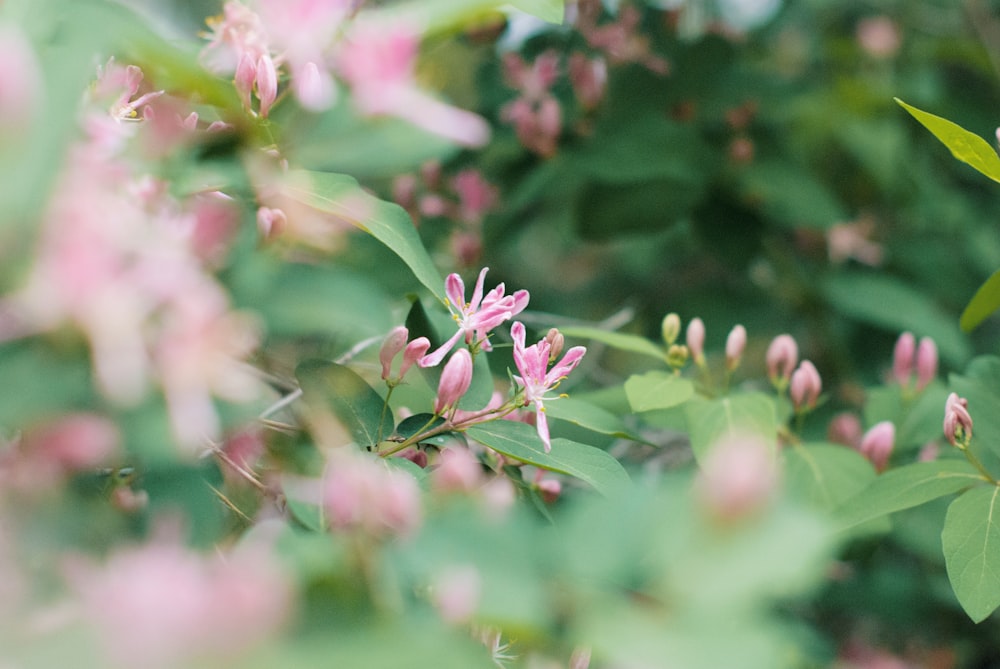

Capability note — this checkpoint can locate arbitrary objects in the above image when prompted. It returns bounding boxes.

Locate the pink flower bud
[695,432,778,522]
[255,54,278,118]
[915,337,938,392]
[827,412,862,448]
[431,447,482,493]
[537,478,562,504]
[379,326,409,380]
[234,53,257,111]
[858,421,895,472]
[687,317,706,364]
[766,334,798,383]
[399,337,430,380]
[725,324,747,371]
[432,564,481,625]
[0,25,42,133]
[893,331,915,387]
[544,328,565,362]
[435,349,473,414]
[944,393,973,446]
[256,206,286,239]
[790,360,822,411]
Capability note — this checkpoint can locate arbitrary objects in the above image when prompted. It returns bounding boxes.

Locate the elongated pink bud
[399,337,430,380]
[893,332,915,387]
[255,54,278,118]
[790,360,822,411]
[766,334,798,384]
[379,326,409,380]
[944,392,973,446]
[725,324,747,371]
[687,317,705,364]
[859,421,895,472]
[915,337,938,392]
[827,412,862,447]
[435,349,473,414]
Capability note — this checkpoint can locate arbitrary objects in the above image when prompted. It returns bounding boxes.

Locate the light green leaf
[543,397,638,439]
[297,360,394,449]
[284,171,443,299]
[624,371,695,413]
[943,486,1000,622]
[683,393,777,463]
[783,443,877,512]
[834,459,984,530]
[508,0,564,23]
[560,326,666,360]
[961,268,1000,332]
[466,421,630,497]
[822,272,971,366]
[896,98,1000,184]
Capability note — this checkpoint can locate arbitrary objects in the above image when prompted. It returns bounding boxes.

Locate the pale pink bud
[570,648,593,669]
[859,421,895,472]
[725,324,747,371]
[892,331,915,387]
[234,53,257,111]
[435,349,473,414]
[255,54,278,118]
[111,486,149,513]
[0,25,42,133]
[790,360,822,411]
[25,413,119,472]
[256,206,286,239]
[568,52,607,110]
[379,326,409,380]
[766,334,798,383]
[944,393,973,446]
[857,16,901,59]
[433,564,481,624]
[431,447,482,493]
[537,478,562,504]
[291,61,335,111]
[695,432,778,522]
[915,337,938,392]
[687,317,706,364]
[544,328,565,362]
[399,337,431,380]
[827,412,862,448]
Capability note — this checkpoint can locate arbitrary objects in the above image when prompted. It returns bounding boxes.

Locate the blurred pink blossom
[766,334,798,385]
[0,24,42,134]
[790,360,822,411]
[695,432,778,521]
[687,317,706,365]
[725,324,747,371]
[857,16,902,59]
[827,412,862,448]
[321,451,422,538]
[432,447,483,493]
[568,53,607,110]
[892,331,915,387]
[432,564,481,624]
[858,421,895,472]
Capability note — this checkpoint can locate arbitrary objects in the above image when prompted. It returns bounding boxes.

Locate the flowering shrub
[4,0,1000,667]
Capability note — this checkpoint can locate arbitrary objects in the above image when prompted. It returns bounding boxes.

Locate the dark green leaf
[961,268,1000,332]
[943,485,1000,622]
[543,397,638,439]
[560,326,666,360]
[466,421,630,497]
[783,442,877,512]
[297,360,394,449]
[834,459,985,530]
[683,393,777,463]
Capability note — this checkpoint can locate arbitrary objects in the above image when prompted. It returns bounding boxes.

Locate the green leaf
[283,171,444,299]
[560,326,666,360]
[896,98,1000,185]
[738,159,847,229]
[543,397,638,439]
[943,485,1000,622]
[508,0,564,23]
[822,272,971,366]
[286,497,325,533]
[834,459,985,530]
[296,360,394,449]
[961,268,1000,332]
[783,443,877,512]
[624,371,695,413]
[465,421,630,497]
[683,393,777,463]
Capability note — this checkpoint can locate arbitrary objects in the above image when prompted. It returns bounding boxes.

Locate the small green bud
[661,313,681,346]
[666,344,689,369]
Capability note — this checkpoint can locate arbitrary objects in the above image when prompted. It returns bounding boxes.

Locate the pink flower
[511,321,587,451]
[944,393,973,447]
[694,432,778,522]
[420,267,529,367]
[0,24,42,134]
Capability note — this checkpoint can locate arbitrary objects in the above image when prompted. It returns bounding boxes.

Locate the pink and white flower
[511,321,586,451]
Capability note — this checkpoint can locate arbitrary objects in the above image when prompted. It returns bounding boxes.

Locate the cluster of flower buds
[501,51,563,157]
[892,331,938,394]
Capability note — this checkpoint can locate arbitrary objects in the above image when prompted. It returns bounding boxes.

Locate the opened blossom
[419,268,529,367]
[511,321,586,452]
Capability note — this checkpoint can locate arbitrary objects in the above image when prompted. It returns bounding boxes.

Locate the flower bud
[379,326,409,380]
[666,344,689,368]
[255,54,278,118]
[827,412,862,448]
[790,360,822,411]
[893,331,915,387]
[859,421,895,472]
[915,337,938,392]
[256,206,286,239]
[944,392,973,447]
[431,447,482,493]
[695,432,778,522]
[725,324,747,371]
[766,334,798,385]
[399,337,430,380]
[661,313,681,346]
[537,478,562,504]
[686,317,706,365]
[434,349,473,414]
[544,328,565,362]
